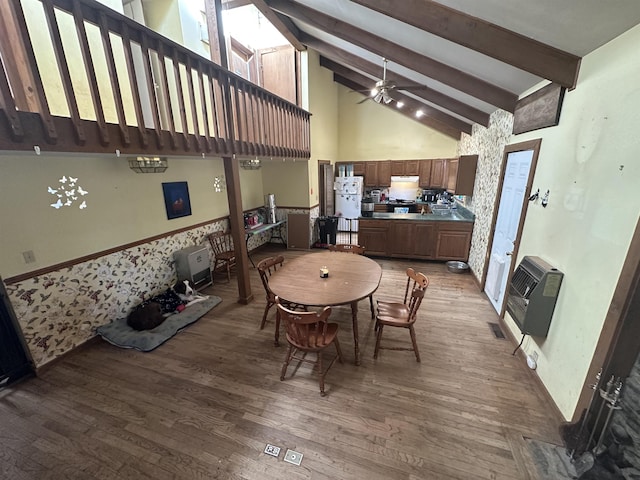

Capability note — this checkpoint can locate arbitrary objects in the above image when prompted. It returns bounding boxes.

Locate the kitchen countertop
[361,202,475,223]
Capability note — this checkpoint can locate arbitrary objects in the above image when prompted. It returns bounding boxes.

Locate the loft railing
[0,0,310,158]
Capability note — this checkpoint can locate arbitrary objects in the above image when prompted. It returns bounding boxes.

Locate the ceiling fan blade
[357,96,372,104]
[349,89,372,93]
[397,85,430,91]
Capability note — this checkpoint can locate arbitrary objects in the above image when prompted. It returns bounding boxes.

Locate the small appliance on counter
[361,197,374,217]
[422,189,440,202]
[370,189,382,203]
[264,193,277,223]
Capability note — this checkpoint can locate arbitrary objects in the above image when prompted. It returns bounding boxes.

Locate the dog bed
[96,296,222,352]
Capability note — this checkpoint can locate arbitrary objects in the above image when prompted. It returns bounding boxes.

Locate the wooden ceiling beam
[249,0,305,51]
[266,0,517,111]
[352,0,581,89]
[302,33,489,127]
[321,57,470,137]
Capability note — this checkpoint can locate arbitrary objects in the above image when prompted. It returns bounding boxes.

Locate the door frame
[318,160,332,216]
[481,138,542,318]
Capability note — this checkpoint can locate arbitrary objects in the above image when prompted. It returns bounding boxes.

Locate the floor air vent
[488,322,506,339]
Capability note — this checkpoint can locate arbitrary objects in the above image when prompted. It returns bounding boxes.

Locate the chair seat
[216,251,235,260]
[376,314,413,327]
[377,301,409,316]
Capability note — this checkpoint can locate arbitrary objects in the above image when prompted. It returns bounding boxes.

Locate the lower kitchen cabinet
[359,220,390,256]
[359,219,472,261]
[435,223,473,261]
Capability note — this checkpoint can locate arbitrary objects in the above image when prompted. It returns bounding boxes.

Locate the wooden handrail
[0,0,310,158]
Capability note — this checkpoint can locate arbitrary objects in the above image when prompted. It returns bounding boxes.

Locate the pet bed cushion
[96,296,222,352]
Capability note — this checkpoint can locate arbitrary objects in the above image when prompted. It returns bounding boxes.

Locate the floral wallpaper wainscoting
[458,109,513,282]
[5,219,233,368]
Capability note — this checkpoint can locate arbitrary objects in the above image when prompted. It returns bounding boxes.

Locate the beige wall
[260,160,310,208]
[306,49,339,206]
[460,25,640,420]
[337,86,459,160]
[0,153,268,279]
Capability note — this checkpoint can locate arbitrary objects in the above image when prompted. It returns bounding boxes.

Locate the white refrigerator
[334,176,363,232]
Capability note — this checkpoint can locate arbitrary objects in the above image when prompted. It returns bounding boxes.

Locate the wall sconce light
[240,158,261,170]
[128,156,168,173]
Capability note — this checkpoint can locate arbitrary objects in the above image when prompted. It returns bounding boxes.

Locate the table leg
[245,234,256,268]
[350,301,360,365]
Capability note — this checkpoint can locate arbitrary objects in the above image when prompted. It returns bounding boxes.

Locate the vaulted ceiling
[232,0,640,138]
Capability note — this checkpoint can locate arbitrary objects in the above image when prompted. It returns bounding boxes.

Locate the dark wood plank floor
[0,246,562,479]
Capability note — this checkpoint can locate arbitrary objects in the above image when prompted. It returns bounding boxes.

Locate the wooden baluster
[267,95,276,157]
[172,52,189,150]
[185,56,201,151]
[231,77,243,154]
[120,24,147,148]
[277,99,285,157]
[98,12,129,146]
[197,63,212,152]
[41,0,85,145]
[71,0,108,146]
[10,0,57,144]
[207,66,222,153]
[0,59,24,141]
[254,89,266,156]
[239,82,252,155]
[252,87,264,156]
[156,43,176,149]
[139,33,163,149]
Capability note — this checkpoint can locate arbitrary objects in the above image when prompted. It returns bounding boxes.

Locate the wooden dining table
[268,251,382,365]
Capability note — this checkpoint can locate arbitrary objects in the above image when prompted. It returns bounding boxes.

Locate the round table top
[268,251,382,307]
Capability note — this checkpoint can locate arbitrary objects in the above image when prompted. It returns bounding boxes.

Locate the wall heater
[506,256,564,337]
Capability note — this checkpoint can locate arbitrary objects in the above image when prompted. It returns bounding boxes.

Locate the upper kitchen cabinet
[365,161,391,187]
[353,162,366,176]
[430,159,447,188]
[419,160,433,187]
[446,155,478,195]
[390,160,420,176]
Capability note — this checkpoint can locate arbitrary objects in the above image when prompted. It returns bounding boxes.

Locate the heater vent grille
[506,256,563,337]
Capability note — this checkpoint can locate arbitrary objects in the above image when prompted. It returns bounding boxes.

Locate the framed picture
[162,182,192,220]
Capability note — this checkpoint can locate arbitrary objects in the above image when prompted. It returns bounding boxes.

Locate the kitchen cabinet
[447,154,478,196]
[430,159,446,188]
[390,160,420,176]
[358,220,390,256]
[418,160,433,187]
[359,218,472,261]
[436,222,473,261]
[365,161,391,187]
[353,162,366,176]
[446,158,459,192]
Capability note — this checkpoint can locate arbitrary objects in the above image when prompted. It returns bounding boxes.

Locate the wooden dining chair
[328,243,366,255]
[374,276,429,362]
[328,243,374,318]
[377,268,429,317]
[208,231,236,282]
[276,297,343,396]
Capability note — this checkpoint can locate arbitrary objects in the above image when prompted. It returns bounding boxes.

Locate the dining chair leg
[280,344,294,380]
[368,294,375,319]
[373,324,384,359]
[318,351,325,396]
[260,301,273,330]
[409,325,421,362]
[226,263,231,282]
[274,309,280,346]
[334,337,343,363]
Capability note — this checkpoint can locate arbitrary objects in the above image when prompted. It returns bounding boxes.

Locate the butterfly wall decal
[51,199,63,209]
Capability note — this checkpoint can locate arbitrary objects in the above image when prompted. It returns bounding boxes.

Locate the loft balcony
[0,0,310,158]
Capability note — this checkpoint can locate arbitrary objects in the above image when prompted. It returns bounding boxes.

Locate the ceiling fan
[354,58,427,105]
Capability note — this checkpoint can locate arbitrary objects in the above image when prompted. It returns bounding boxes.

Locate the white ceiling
[252,0,640,135]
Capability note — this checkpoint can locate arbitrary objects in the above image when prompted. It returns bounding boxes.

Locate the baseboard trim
[35,336,101,376]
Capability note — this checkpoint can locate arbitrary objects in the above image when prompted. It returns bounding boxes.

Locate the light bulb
[415,110,424,118]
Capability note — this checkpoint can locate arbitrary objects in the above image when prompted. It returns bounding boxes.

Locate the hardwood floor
[0,246,562,479]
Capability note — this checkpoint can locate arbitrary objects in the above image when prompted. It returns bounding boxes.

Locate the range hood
[389,176,419,201]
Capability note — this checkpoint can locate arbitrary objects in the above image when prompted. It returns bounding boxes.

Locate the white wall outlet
[22,250,36,264]
[526,353,538,370]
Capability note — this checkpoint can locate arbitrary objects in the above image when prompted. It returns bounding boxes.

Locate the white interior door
[485,149,534,313]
